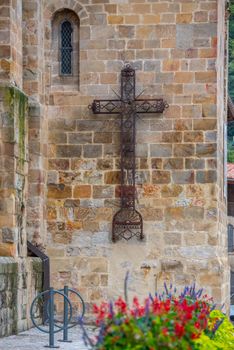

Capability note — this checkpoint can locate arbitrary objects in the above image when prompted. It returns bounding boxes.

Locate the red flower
[175,323,185,338]
[191,333,199,340]
[115,297,127,314]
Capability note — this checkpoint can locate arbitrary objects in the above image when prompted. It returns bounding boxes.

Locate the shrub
[194,310,234,350]
[80,285,234,350]
[80,284,234,350]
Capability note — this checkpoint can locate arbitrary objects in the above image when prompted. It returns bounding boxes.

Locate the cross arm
[89,99,122,114]
[89,98,169,115]
[134,99,169,114]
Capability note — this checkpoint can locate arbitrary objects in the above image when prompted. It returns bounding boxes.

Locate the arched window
[61,21,73,75]
[51,9,79,90]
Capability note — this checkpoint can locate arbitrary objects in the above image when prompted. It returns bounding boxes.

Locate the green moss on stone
[32,259,43,273]
[2,86,28,165]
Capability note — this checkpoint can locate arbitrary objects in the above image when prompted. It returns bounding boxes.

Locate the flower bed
[81,284,234,350]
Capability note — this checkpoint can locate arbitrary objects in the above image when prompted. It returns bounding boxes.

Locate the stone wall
[22,0,47,248]
[0,257,43,338]
[44,0,229,314]
[0,1,44,337]
[0,0,23,88]
[0,0,230,328]
[0,85,28,258]
[0,0,28,258]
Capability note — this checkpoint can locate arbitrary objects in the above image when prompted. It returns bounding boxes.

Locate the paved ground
[0,326,92,350]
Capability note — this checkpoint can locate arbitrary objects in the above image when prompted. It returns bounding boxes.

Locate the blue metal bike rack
[58,286,85,343]
[30,286,85,348]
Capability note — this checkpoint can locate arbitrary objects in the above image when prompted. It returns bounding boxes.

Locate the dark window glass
[228,224,234,252]
[61,21,73,75]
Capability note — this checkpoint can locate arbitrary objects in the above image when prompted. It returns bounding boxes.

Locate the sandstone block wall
[0,85,28,258]
[0,257,43,337]
[0,1,43,338]
[0,0,230,326]
[0,0,22,88]
[44,0,229,314]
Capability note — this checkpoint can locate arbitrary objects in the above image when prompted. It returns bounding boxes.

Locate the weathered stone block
[81,274,100,287]
[48,159,69,171]
[108,15,123,24]
[174,144,194,157]
[0,275,7,291]
[141,208,163,221]
[184,207,204,219]
[119,25,135,38]
[0,243,16,257]
[56,145,81,158]
[83,145,102,158]
[205,131,217,142]
[196,170,217,183]
[47,184,72,199]
[161,184,183,198]
[73,185,91,199]
[172,170,194,184]
[68,133,92,144]
[93,186,114,199]
[161,259,183,271]
[89,258,108,273]
[150,144,172,157]
[193,119,217,131]
[2,228,15,243]
[185,159,205,169]
[165,208,185,222]
[162,132,182,143]
[195,72,216,83]
[164,232,182,245]
[142,184,160,198]
[202,104,217,118]
[151,158,163,169]
[97,159,113,170]
[184,131,203,142]
[52,231,72,245]
[176,24,193,49]
[104,171,121,185]
[174,120,192,131]
[176,14,192,24]
[163,59,180,71]
[163,158,183,170]
[152,171,171,184]
[196,143,216,157]
[94,133,112,144]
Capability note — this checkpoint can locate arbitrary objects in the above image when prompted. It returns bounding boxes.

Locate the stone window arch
[51,9,79,90]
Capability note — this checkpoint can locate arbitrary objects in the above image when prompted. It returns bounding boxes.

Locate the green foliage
[228,149,234,162]
[89,286,212,350]
[194,310,234,350]
[82,283,234,350]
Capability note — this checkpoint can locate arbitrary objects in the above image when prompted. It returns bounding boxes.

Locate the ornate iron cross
[89,64,168,242]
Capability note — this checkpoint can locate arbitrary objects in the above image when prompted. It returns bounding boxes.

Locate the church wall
[0,85,28,258]
[0,0,23,88]
[44,0,229,315]
[0,257,43,337]
[22,0,47,248]
[0,1,43,337]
